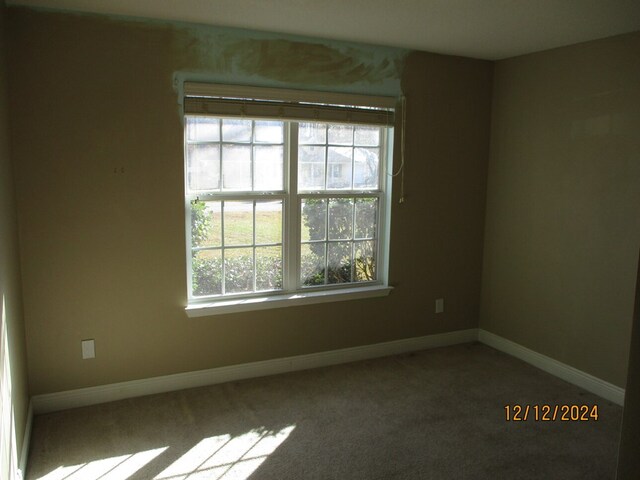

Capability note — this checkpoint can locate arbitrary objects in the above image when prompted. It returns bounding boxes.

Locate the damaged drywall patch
[224,39,398,86]
[171,23,407,97]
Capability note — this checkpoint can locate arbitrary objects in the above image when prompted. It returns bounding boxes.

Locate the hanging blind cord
[389,95,406,203]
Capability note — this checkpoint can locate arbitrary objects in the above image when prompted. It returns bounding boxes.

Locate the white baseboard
[478,329,625,405]
[17,400,33,480]
[30,327,624,415]
[31,328,478,414]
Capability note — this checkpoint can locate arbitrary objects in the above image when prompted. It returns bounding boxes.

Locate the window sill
[185,285,393,317]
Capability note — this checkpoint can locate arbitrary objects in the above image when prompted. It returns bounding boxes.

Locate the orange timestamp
[504,404,599,422]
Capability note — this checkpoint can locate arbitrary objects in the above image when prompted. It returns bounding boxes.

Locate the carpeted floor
[27,343,623,479]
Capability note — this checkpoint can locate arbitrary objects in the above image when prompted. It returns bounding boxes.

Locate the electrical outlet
[81,339,95,359]
[435,298,444,314]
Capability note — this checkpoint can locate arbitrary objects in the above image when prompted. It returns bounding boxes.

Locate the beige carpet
[26,343,622,479]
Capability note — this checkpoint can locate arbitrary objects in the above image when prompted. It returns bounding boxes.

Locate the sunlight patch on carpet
[35,447,168,480]
[154,425,295,480]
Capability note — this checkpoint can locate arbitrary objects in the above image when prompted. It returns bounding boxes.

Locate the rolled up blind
[183,82,396,126]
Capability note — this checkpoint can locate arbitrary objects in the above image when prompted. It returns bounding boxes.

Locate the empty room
[1,0,640,479]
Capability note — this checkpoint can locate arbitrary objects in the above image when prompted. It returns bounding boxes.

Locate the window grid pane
[190,199,283,297]
[298,122,381,192]
[300,196,378,287]
[185,117,284,194]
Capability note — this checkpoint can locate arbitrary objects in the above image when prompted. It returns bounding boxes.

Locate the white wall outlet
[435,298,444,314]
[81,339,95,359]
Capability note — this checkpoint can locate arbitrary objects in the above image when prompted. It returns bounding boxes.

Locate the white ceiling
[7,0,640,59]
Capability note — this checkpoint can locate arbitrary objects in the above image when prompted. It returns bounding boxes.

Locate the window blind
[183,82,396,126]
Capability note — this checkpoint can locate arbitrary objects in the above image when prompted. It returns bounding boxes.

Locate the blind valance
[183,82,396,126]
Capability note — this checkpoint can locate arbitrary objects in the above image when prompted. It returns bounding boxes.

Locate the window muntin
[186,116,390,303]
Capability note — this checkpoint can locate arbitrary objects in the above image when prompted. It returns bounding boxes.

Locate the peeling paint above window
[170,22,407,97]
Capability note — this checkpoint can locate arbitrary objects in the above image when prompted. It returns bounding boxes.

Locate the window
[183,83,395,315]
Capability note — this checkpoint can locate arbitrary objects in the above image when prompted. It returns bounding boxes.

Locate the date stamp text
[504,404,599,422]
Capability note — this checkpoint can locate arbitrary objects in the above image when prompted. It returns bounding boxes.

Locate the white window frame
[182,84,395,317]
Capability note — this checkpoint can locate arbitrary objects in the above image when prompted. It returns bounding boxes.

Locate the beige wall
[481,32,640,387]
[0,0,30,470]
[7,9,492,395]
